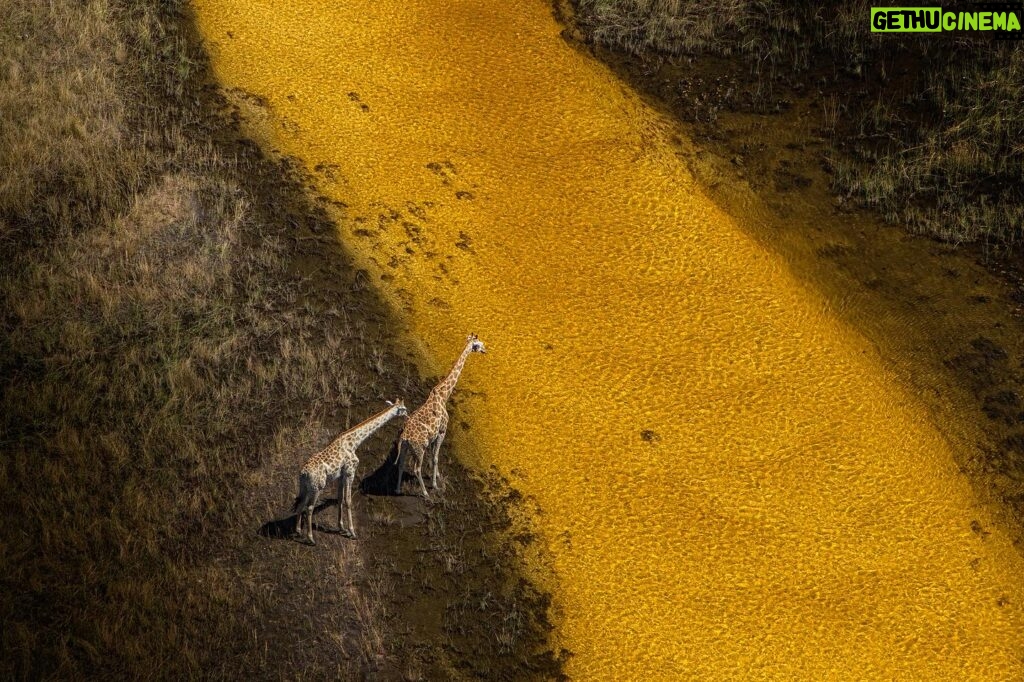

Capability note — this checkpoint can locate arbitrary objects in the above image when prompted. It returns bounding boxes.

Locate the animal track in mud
[970,519,992,539]
[369,202,402,232]
[773,163,813,192]
[347,91,370,112]
[983,390,1023,425]
[945,335,1013,395]
[426,160,458,185]
[223,87,272,126]
[226,87,268,108]
[455,231,474,253]
[405,201,430,221]
[640,429,661,443]
[394,288,414,311]
[314,162,344,185]
[426,162,480,204]
[351,216,377,238]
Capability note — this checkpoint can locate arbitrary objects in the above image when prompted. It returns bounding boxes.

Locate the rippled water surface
[194,1,1024,677]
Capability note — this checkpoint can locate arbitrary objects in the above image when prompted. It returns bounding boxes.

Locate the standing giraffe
[293,399,408,544]
[394,334,486,499]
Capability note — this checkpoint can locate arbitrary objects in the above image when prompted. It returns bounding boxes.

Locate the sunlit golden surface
[194,1,1024,677]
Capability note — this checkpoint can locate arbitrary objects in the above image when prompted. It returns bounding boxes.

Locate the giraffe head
[386,398,409,416]
[467,333,487,354]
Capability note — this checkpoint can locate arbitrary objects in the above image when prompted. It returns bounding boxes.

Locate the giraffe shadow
[358,438,406,496]
[258,498,339,540]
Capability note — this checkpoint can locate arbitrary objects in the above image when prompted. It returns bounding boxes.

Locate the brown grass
[0,0,563,678]
[0,0,392,676]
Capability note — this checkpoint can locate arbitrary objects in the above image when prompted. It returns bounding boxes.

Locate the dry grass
[574,0,1024,247]
[1,1,565,678]
[0,0,408,677]
[575,0,867,75]
[830,46,1024,245]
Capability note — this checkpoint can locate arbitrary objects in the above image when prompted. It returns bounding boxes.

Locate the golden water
[194,1,1024,677]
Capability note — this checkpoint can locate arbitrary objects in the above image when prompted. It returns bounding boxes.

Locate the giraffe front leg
[430,409,450,489]
[294,486,308,540]
[393,440,406,496]
[339,473,352,532]
[412,444,430,501]
[344,470,357,539]
[307,491,321,545]
[432,425,448,489]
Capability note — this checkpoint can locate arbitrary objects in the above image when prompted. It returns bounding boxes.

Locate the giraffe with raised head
[293,399,408,545]
[393,334,486,499]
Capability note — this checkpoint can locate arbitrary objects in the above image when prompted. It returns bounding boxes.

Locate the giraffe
[293,399,408,545]
[393,333,486,499]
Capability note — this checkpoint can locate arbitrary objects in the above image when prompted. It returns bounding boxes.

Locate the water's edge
[192,0,1024,677]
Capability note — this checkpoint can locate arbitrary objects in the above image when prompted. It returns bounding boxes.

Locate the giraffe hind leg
[293,478,311,540]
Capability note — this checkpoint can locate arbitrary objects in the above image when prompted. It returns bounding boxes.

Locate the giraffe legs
[411,443,430,500]
[393,440,406,495]
[342,473,350,532]
[305,490,321,545]
[429,419,447,491]
[334,466,357,538]
[294,478,316,543]
[344,469,356,539]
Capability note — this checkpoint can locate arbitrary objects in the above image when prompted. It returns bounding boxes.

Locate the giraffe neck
[344,405,400,447]
[434,341,474,403]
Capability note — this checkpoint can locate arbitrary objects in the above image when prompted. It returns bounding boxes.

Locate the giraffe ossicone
[393,333,487,499]
[292,398,408,545]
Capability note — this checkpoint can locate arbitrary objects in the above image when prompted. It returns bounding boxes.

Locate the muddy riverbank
[193,0,1024,677]
[179,7,568,679]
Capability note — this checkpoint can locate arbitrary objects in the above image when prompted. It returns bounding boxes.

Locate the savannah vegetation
[0,0,560,678]
[573,0,1024,248]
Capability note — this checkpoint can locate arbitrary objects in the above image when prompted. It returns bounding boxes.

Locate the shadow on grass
[258,498,341,540]
[359,439,407,496]
[262,438,407,541]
